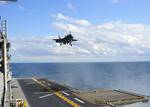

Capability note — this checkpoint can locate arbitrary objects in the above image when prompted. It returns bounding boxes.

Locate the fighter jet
[53,33,77,46]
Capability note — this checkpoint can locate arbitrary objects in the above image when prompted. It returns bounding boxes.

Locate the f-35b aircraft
[53,32,77,46]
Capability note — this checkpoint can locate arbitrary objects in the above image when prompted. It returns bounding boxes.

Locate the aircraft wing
[72,39,78,41]
[53,39,59,41]
[53,39,57,41]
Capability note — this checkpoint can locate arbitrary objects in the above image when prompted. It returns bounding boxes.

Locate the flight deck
[11,78,149,107]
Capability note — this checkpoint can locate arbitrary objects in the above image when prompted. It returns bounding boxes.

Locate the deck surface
[14,78,148,107]
[17,78,103,107]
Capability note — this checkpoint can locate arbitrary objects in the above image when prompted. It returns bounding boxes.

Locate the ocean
[11,62,150,107]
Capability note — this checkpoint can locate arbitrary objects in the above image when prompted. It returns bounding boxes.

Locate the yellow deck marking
[32,78,51,92]
[54,92,80,107]
[32,78,80,107]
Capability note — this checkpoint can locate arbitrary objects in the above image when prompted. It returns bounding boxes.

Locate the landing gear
[69,42,72,46]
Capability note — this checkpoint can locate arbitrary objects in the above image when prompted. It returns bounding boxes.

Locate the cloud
[66,3,77,12]
[52,22,86,33]
[17,6,25,11]
[51,13,72,21]
[51,14,150,59]
[74,20,91,26]
[10,13,150,62]
[51,13,91,26]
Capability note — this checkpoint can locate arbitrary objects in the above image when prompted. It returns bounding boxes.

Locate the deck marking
[74,98,85,104]
[32,78,51,92]
[34,92,51,94]
[62,91,70,96]
[54,92,80,107]
[39,93,53,99]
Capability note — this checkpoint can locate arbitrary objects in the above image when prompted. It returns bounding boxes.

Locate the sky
[1,0,150,62]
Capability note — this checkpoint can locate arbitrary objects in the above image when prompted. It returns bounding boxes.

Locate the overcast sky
[1,0,150,62]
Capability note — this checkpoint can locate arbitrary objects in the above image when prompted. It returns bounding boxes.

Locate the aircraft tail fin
[58,35,61,39]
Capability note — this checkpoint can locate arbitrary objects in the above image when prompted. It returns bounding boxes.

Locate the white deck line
[74,98,85,104]
[39,93,53,99]
[62,91,70,96]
